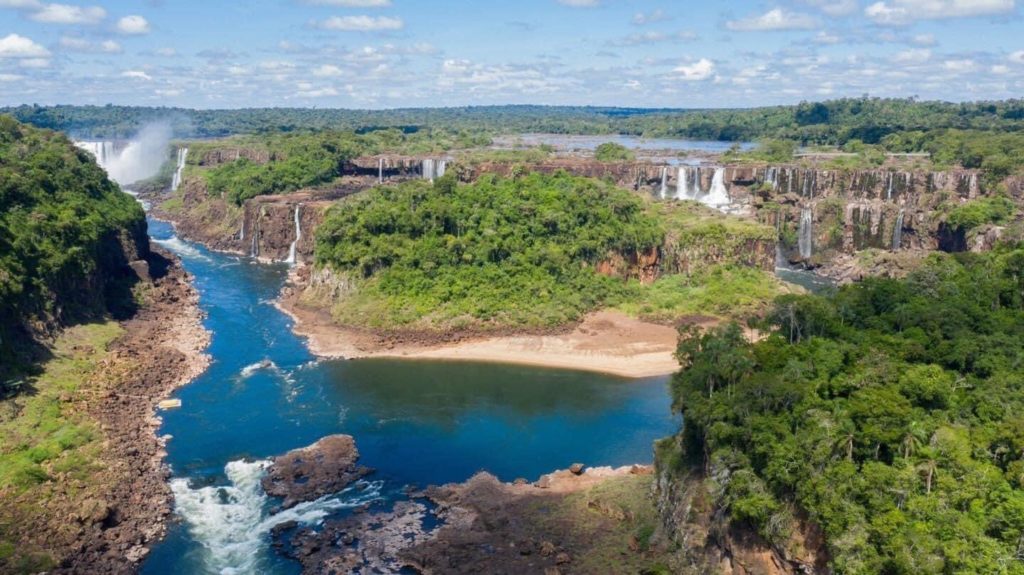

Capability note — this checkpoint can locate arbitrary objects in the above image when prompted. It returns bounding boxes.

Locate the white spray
[76,123,174,186]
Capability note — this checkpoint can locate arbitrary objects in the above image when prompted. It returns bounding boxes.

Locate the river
[140,218,679,574]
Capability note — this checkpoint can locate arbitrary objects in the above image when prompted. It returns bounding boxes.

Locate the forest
[667,250,1024,574]
[0,117,146,384]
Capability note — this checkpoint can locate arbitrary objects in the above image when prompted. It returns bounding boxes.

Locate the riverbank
[276,268,680,379]
[0,248,210,573]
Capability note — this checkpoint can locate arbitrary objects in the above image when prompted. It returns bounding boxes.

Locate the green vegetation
[313,172,782,330]
[0,115,146,383]
[946,196,1017,232]
[665,251,1024,574]
[314,172,661,330]
[594,142,634,162]
[0,322,121,573]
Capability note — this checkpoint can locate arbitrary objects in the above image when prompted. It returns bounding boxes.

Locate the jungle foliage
[668,251,1024,574]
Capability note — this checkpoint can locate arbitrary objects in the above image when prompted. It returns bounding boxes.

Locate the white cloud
[801,0,859,16]
[943,58,975,72]
[316,15,403,31]
[674,58,715,81]
[894,48,931,63]
[557,0,598,6]
[0,0,41,7]
[121,69,152,80]
[0,33,49,58]
[1010,50,1024,63]
[117,15,150,35]
[155,47,176,57]
[59,36,121,53]
[304,0,391,5]
[814,30,841,44]
[726,8,819,31]
[30,3,106,24]
[19,57,49,68]
[866,0,1014,25]
[295,87,339,98]
[313,64,343,77]
[912,33,935,46]
[0,73,23,80]
[631,9,669,25]
[992,64,1010,74]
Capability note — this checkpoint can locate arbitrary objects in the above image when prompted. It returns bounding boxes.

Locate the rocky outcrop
[654,437,830,575]
[455,159,665,190]
[198,148,275,167]
[262,435,372,510]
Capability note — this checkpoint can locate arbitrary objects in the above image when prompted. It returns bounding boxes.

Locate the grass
[618,266,790,322]
[526,475,676,574]
[0,322,121,573]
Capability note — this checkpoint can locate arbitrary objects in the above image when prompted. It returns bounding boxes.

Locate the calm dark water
[141,219,678,574]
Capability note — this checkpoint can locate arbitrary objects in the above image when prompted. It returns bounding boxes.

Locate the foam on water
[153,236,211,262]
[170,459,382,574]
[239,360,276,379]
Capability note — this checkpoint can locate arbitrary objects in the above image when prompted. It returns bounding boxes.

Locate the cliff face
[654,438,831,575]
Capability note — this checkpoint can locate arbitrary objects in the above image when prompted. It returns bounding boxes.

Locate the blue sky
[0,0,1021,109]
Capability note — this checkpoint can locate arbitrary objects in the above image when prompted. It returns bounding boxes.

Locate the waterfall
[171,147,189,192]
[286,204,302,265]
[886,172,894,201]
[787,169,794,194]
[422,159,448,182]
[659,167,668,199]
[676,167,688,199]
[892,209,905,251]
[704,168,730,209]
[239,217,245,242]
[798,207,813,260]
[75,141,117,170]
[170,459,383,575]
[765,167,779,191]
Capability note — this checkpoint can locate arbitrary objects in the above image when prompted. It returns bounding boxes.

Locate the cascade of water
[798,207,813,260]
[171,147,189,192]
[676,167,688,199]
[422,159,434,181]
[787,169,794,194]
[378,158,384,184]
[659,167,668,199]
[239,216,245,242]
[170,459,383,575]
[892,209,905,251]
[286,204,302,265]
[704,168,731,209]
[438,160,447,179]
[886,172,894,201]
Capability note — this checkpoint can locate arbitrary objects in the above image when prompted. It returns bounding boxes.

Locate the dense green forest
[0,116,146,383]
[193,129,488,204]
[313,172,782,330]
[666,251,1024,573]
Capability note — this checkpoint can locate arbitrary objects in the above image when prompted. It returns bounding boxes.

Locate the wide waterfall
[659,167,668,199]
[798,207,814,260]
[892,209,905,251]
[704,168,731,209]
[286,204,302,265]
[171,147,189,192]
[75,141,117,168]
[422,159,447,181]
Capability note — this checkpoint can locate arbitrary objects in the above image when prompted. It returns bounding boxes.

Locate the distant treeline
[4,98,1024,144]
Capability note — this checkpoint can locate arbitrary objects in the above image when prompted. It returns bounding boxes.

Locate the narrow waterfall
[676,167,688,199]
[892,209,905,251]
[765,167,779,191]
[251,207,262,258]
[704,168,730,209]
[659,167,668,199]
[378,157,384,184]
[171,147,189,192]
[286,204,302,265]
[239,217,245,242]
[886,172,894,201]
[798,207,813,260]
[422,159,448,181]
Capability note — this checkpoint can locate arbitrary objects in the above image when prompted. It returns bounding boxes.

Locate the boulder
[261,435,373,509]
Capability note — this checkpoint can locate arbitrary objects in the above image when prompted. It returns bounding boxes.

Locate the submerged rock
[261,434,373,509]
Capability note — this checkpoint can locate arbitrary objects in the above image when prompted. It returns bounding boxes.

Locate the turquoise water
[141,219,678,574]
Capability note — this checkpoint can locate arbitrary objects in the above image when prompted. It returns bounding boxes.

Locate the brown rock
[569,463,585,475]
[261,434,373,509]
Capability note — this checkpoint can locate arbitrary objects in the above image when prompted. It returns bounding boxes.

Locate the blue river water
[141,218,679,574]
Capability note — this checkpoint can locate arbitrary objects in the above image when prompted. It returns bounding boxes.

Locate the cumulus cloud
[0,33,49,58]
[121,69,152,80]
[1010,50,1024,63]
[117,15,150,35]
[865,0,1014,25]
[313,64,343,76]
[60,36,122,53]
[674,58,715,80]
[726,8,819,31]
[631,9,670,25]
[894,48,931,63]
[30,3,106,24]
[801,0,859,15]
[315,15,403,31]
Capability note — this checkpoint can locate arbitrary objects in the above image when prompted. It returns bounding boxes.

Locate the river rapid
[141,218,679,574]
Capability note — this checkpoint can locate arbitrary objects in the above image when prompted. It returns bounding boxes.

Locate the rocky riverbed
[2,247,210,573]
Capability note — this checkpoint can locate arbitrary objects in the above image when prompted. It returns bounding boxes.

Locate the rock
[569,463,585,475]
[513,478,528,485]
[540,541,556,557]
[78,499,110,525]
[262,434,373,509]
[535,475,552,489]
[555,552,571,565]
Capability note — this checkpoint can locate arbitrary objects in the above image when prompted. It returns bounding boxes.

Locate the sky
[0,0,1021,109]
